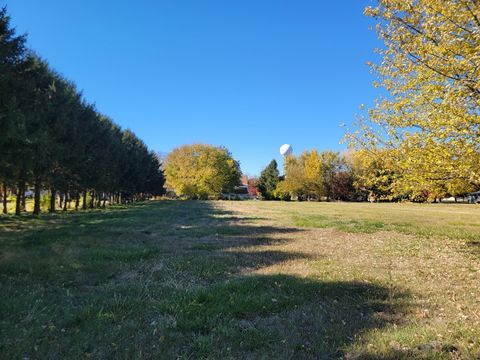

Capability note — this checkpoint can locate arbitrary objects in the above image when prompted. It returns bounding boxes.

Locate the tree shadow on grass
[465,240,480,258]
[0,200,298,246]
[0,201,302,281]
[158,274,410,359]
[162,249,314,285]
[0,201,416,359]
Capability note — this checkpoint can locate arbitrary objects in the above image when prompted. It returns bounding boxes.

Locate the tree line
[256,152,357,202]
[259,1,480,204]
[256,147,478,203]
[0,8,165,215]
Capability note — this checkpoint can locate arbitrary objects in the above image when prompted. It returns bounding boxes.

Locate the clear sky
[4,0,380,175]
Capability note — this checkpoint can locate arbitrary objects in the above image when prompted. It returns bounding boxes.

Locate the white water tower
[280,144,293,158]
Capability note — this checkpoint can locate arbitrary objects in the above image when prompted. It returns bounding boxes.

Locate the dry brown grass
[214,201,480,358]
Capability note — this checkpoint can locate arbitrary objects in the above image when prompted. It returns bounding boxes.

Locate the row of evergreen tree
[0,8,165,215]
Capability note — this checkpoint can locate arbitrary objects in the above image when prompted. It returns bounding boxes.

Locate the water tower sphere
[280,144,293,157]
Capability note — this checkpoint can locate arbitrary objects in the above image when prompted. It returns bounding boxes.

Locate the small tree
[247,177,259,198]
[257,160,280,200]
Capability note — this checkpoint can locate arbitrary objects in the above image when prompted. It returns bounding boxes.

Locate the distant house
[220,175,258,200]
[467,191,480,204]
[234,185,251,200]
[240,175,249,186]
[221,185,251,200]
[164,188,178,199]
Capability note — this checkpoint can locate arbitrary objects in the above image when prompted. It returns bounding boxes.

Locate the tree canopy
[274,150,355,201]
[348,0,480,198]
[164,144,241,199]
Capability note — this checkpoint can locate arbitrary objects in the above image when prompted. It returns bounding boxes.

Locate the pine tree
[0,7,26,214]
[258,160,280,200]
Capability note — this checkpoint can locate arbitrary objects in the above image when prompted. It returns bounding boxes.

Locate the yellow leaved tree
[348,0,480,196]
[164,144,241,199]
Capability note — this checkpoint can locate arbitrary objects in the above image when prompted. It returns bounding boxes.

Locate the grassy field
[0,201,479,359]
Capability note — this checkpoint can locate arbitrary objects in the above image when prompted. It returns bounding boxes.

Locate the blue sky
[5,0,380,175]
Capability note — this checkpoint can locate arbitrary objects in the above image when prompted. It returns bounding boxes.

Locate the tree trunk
[82,191,87,210]
[89,191,95,209]
[2,183,7,214]
[20,179,26,212]
[33,178,41,215]
[15,183,22,216]
[102,197,107,208]
[63,192,68,212]
[49,188,56,213]
[59,193,63,209]
[75,194,80,211]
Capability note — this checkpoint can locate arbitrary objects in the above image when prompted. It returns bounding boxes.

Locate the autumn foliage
[164,144,241,199]
[348,0,480,200]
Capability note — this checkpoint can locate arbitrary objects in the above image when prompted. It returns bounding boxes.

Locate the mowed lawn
[0,201,479,359]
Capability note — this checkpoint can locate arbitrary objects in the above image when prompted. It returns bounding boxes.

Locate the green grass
[287,201,480,241]
[1,200,479,359]
[293,213,388,233]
